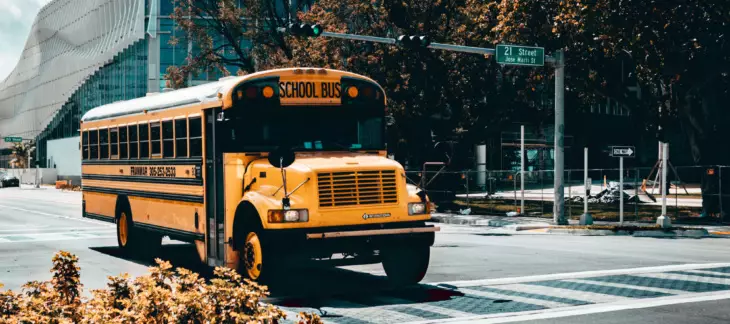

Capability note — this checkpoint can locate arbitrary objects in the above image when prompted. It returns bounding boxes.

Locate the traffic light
[396,35,431,48]
[287,23,323,38]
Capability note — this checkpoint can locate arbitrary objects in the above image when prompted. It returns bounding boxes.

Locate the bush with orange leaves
[0,251,322,323]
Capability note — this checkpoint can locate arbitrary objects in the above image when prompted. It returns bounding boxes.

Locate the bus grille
[317,170,398,208]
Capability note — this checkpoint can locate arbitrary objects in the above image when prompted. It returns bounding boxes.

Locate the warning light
[236,90,243,99]
[262,86,274,98]
[707,169,716,176]
[245,87,257,98]
[347,86,359,98]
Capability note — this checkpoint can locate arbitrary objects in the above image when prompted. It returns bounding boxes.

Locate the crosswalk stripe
[459,287,571,309]
[494,284,626,303]
[322,299,427,323]
[683,269,730,278]
[634,272,730,285]
[373,296,476,318]
[563,279,687,295]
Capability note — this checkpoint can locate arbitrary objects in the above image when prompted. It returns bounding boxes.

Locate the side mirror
[267,147,296,168]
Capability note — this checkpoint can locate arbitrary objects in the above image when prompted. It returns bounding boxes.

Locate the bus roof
[81,68,380,122]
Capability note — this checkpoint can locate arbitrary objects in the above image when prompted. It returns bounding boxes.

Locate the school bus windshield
[225,106,384,151]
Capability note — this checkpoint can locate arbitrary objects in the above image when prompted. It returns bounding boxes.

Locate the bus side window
[119,126,128,159]
[189,117,202,157]
[140,123,149,158]
[162,120,174,157]
[110,128,119,158]
[175,118,188,157]
[89,130,98,159]
[151,122,161,156]
[82,131,89,160]
[129,125,138,159]
[100,129,109,159]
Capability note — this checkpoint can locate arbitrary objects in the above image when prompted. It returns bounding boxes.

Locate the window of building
[119,126,128,158]
[82,131,89,159]
[189,116,202,157]
[100,128,109,159]
[163,120,174,157]
[89,130,98,159]
[140,123,150,158]
[129,125,138,159]
[175,118,187,157]
[110,128,119,158]
[151,122,161,156]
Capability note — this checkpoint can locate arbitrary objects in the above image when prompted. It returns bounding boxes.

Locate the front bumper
[2,179,18,187]
[260,221,439,256]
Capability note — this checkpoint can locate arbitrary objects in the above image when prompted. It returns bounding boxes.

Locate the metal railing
[407,165,729,224]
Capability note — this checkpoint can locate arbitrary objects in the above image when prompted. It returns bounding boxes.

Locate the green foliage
[0,251,322,323]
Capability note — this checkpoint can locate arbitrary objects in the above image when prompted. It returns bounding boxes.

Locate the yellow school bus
[80,68,439,284]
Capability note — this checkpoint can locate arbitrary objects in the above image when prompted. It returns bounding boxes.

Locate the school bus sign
[496,44,545,67]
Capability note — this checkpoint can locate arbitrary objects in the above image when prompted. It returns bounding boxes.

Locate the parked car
[0,171,19,188]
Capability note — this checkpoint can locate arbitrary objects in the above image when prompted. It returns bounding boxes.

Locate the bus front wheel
[381,244,430,286]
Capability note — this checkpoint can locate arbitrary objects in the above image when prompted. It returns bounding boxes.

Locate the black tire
[116,204,163,259]
[381,244,431,286]
[237,216,281,282]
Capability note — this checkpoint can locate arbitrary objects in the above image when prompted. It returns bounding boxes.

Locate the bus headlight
[268,209,309,223]
[408,202,428,215]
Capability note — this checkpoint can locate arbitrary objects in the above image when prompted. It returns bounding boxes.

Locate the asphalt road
[1,185,730,323]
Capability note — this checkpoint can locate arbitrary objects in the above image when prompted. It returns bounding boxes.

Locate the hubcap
[243,232,263,279]
[119,212,128,246]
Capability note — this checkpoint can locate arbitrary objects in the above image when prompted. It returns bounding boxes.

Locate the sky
[0,0,53,81]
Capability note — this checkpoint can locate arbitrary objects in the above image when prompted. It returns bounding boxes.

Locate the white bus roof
[80,76,244,122]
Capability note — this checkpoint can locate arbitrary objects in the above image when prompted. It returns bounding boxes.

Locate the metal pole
[657,142,671,227]
[619,156,624,224]
[553,49,567,225]
[521,125,525,214]
[720,166,724,222]
[584,147,588,214]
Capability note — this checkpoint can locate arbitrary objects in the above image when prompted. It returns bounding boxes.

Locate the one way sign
[610,146,635,158]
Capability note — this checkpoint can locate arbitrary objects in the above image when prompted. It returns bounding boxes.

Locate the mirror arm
[287,177,310,196]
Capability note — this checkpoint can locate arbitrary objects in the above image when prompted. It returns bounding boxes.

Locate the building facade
[0,0,239,178]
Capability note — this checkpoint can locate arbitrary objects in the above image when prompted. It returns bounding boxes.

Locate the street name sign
[610,146,635,158]
[3,136,22,143]
[496,44,545,66]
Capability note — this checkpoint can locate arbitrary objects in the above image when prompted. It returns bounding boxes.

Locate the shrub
[0,251,321,323]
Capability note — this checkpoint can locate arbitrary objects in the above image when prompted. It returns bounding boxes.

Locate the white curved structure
[0,0,145,145]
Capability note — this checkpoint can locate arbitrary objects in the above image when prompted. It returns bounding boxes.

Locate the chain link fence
[407,165,730,224]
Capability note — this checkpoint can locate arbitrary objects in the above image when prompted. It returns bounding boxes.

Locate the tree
[166,0,315,88]
[9,141,35,168]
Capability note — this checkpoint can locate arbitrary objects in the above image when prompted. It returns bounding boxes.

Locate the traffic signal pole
[287,28,566,224]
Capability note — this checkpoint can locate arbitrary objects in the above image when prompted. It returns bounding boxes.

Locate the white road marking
[563,278,688,295]
[321,299,426,323]
[0,226,111,233]
[458,287,573,308]
[432,263,730,288]
[488,284,625,304]
[0,204,113,227]
[633,272,730,285]
[683,269,730,278]
[448,290,730,323]
[374,296,477,318]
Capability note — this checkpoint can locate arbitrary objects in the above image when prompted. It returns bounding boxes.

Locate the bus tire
[237,214,279,282]
[116,203,140,253]
[381,244,430,286]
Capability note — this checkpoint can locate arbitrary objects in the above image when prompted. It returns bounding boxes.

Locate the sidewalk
[431,212,730,238]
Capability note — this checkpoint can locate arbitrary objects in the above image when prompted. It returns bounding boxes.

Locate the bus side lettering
[130,166,176,177]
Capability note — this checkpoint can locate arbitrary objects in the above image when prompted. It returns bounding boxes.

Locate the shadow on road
[89,242,464,309]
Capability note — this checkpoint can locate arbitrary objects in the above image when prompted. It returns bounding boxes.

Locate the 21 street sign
[610,146,635,158]
[496,44,545,66]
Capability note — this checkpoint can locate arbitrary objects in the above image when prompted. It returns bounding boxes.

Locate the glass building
[0,0,252,172]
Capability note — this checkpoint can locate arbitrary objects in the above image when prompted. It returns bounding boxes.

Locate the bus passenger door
[204,108,226,267]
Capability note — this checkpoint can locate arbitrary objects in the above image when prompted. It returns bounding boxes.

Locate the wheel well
[115,195,131,220]
[232,201,261,250]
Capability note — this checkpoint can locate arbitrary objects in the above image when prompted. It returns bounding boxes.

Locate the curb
[546,228,710,238]
[430,214,552,231]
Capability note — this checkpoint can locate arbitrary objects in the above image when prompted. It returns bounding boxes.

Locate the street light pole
[553,49,567,225]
